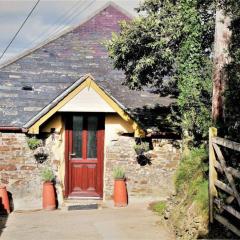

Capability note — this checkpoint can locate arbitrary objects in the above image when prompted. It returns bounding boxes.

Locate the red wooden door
[65,113,104,198]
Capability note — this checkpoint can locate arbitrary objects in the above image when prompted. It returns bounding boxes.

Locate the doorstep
[61,198,104,211]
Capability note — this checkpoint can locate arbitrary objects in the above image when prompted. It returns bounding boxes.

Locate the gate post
[209,127,218,223]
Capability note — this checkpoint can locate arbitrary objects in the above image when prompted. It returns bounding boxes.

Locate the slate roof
[0,2,175,131]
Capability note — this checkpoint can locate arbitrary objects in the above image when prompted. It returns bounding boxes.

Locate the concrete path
[0,202,175,240]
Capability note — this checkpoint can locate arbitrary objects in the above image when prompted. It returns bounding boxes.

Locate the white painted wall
[58,87,116,113]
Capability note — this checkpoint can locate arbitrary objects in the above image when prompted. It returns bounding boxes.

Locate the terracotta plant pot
[114,179,127,207]
[0,186,10,214]
[42,181,56,210]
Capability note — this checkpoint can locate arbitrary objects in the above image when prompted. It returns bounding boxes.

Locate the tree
[211,7,231,125]
[215,0,240,141]
[108,0,181,95]
[107,0,215,143]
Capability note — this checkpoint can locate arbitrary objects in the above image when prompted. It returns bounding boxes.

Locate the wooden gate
[209,127,240,236]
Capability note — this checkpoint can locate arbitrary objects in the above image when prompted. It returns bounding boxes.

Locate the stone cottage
[0,2,180,210]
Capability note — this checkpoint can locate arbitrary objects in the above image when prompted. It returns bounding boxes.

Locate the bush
[41,167,55,182]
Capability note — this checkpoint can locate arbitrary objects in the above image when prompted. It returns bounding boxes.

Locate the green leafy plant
[134,142,150,155]
[107,0,215,145]
[41,167,55,182]
[167,147,209,238]
[175,147,208,212]
[113,167,125,180]
[27,137,42,150]
[152,201,167,215]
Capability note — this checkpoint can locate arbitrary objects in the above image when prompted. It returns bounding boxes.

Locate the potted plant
[41,167,56,210]
[113,167,127,207]
[0,186,10,214]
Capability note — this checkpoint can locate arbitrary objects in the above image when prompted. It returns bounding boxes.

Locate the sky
[0,0,141,64]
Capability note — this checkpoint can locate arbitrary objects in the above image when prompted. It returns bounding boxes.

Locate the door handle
[69,153,76,157]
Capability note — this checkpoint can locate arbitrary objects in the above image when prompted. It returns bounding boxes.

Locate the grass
[175,146,209,214]
[149,146,209,239]
[152,201,167,215]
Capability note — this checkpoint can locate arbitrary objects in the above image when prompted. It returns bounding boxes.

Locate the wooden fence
[209,127,240,236]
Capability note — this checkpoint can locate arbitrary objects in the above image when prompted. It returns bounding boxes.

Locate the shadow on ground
[0,215,8,237]
[200,222,239,239]
[0,198,9,237]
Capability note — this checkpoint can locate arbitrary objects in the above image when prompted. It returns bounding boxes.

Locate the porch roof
[25,74,146,137]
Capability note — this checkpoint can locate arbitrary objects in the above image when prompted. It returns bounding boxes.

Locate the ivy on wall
[177,0,214,142]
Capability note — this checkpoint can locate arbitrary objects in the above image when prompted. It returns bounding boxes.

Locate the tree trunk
[212,8,231,124]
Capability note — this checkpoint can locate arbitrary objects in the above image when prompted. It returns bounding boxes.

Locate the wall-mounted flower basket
[136,154,152,166]
[34,147,48,164]
[134,142,150,155]
[27,137,42,150]
[27,136,48,163]
[134,142,151,166]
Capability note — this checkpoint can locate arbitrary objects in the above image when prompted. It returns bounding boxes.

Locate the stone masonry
[105,135,181,201]
[1,132,181,210]
[0,132,62,210]
[0,133,42,210]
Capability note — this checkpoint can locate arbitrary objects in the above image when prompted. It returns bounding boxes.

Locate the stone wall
[0,130,181,209]
[0,132,63,210]
[104,136,181,201]
[0,133,42,210]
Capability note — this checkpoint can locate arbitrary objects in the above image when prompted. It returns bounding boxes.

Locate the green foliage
[41,167,55,182]
[177,0,214,140]
[152,201,167,215]
[113,167,125,179]
[107,0,181,94]
[175,147,208,212]
[27,136,42,150]
[191,179,209,211]
[107,0,215,144]
[219,0,240,16]
[134,142,150,155]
